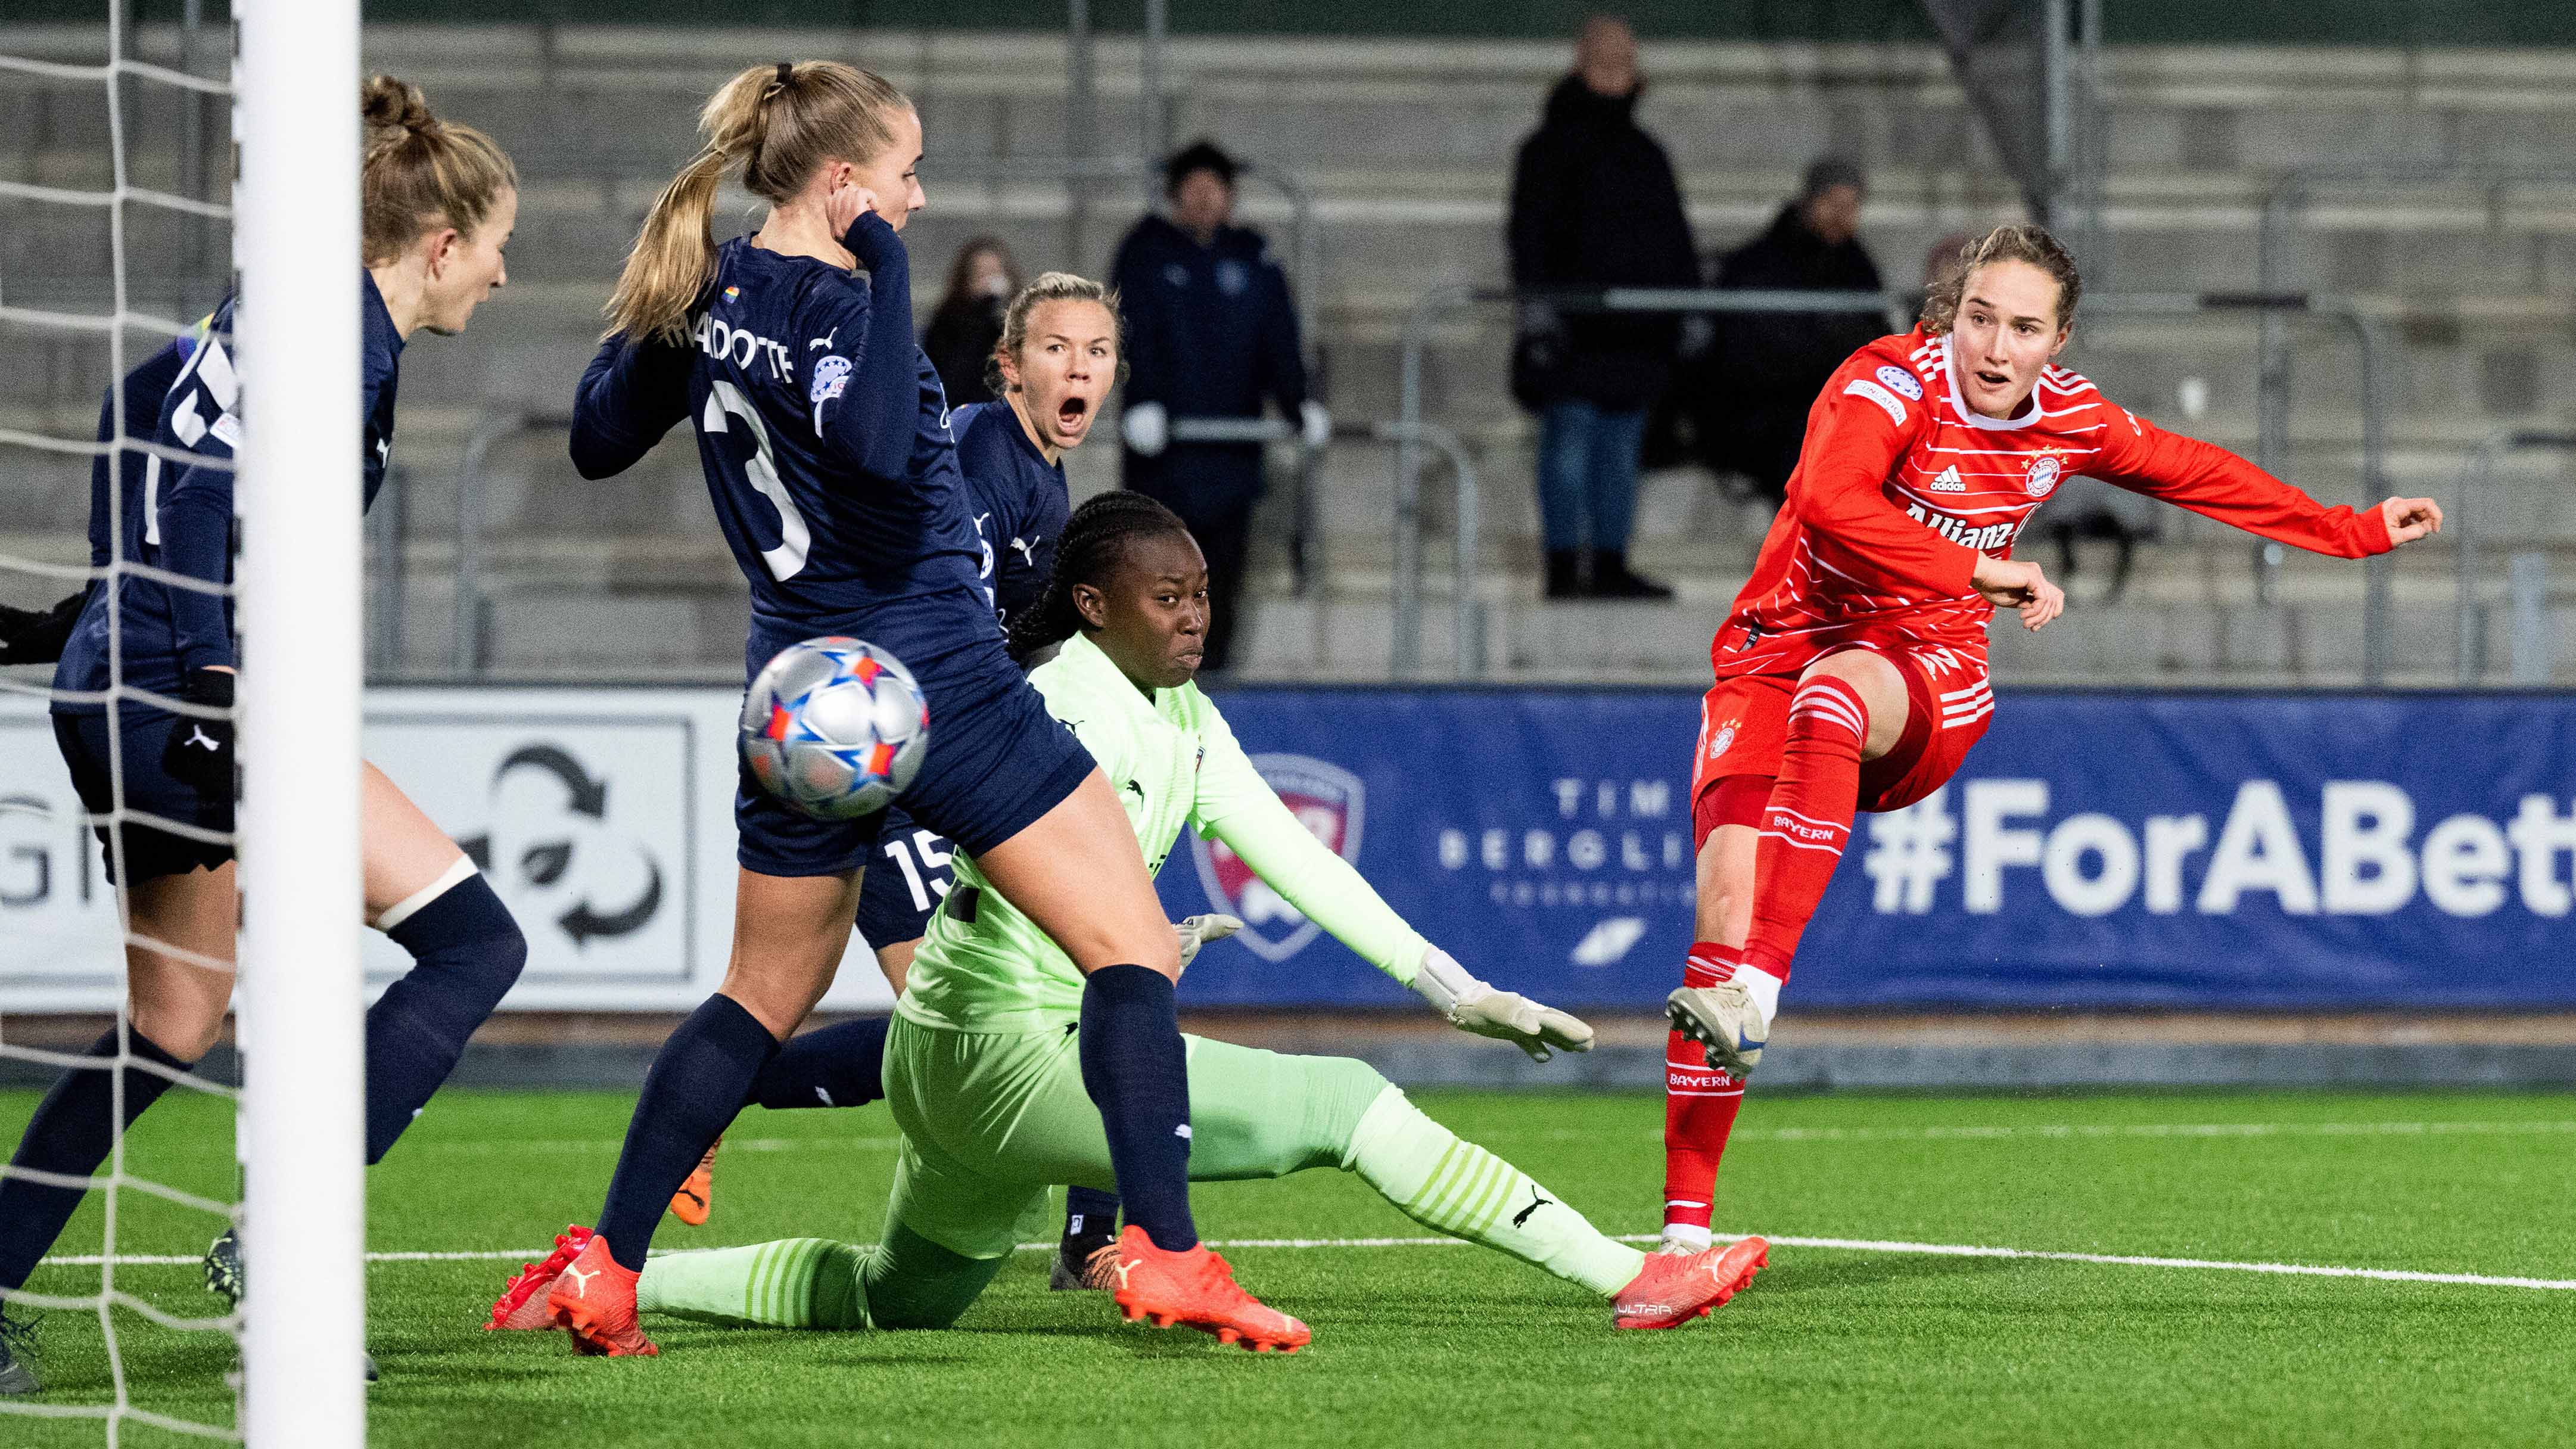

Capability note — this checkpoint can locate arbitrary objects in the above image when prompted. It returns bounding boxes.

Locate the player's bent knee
[859,1223,1006,1330]
[1305,1057,1396,1167]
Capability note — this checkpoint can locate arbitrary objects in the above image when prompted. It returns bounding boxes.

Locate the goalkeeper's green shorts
[879,1013,1392,1261]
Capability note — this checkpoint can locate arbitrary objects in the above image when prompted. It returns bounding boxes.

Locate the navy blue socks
[1063,1185,1122,1240]
[1077,965,1196,1252]
[366,870,528,1163]
[0,1027,196,1293]
[748,1018,890,1111]
[595,993,780,1271]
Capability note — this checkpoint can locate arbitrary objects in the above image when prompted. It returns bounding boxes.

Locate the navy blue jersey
[54,272,402,713]
[949,399,1068,633]
[571,217,999,677]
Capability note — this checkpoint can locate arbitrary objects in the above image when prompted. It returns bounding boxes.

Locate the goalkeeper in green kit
[488,493,1765,1350]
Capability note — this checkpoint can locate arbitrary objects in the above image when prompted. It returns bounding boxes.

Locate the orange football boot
[1613,1235,1768,1330]
[485,1224,593,1331]
[542,1233,658,1357]
[669,1137,720,1227]
[1107,1224,1308,1353]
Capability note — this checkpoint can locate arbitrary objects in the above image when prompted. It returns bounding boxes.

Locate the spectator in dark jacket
[923,237,1021,408]
[1113,139,1325,674]
[1703,157,1887,503]
[1507,15,1696,601]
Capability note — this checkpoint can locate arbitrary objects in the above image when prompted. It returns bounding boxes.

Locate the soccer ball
[739,637,929,820]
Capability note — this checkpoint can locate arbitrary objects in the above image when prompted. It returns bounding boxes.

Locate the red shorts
[1688,645,1993,850]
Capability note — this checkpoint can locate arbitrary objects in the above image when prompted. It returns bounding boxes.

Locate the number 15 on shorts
[882,829,953,911]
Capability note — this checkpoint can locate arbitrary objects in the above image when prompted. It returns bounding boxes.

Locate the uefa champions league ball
[739,637,930,820]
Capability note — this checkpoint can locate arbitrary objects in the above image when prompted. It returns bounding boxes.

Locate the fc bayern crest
[1189,753,1365,962]
[2025,454,2063,498]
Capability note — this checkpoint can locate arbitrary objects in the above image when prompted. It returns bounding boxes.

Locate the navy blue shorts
[735,636,1094,879]
[850,804,956,949]
[51,709,234,885]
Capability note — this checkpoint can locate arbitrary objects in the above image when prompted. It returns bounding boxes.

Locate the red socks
[1743,675,1869,980]
[1662,943,1746,1239]
[1665,674,1869,1240]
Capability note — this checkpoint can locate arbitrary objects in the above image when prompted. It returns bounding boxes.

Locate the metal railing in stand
[366,462,409,676]
[2083,291,2399,685]
[1394,284,2402,683]
[445,406,1371,677]
[2253,166,2576,601]
[1165,414,1483,678]
[2454,428,2575,685]
[452,408,568,676]
[1394,284,1907,681]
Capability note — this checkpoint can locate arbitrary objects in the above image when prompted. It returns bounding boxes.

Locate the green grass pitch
[5,1084,2574,1447]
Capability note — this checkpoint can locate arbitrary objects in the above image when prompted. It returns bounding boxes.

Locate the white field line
[406,1120,2576,1156]
[45,1232,2576,1292]
[1741,1118,2576,1143]
[1550,1119,2576,1146]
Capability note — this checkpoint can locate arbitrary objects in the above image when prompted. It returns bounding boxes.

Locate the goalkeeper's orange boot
[668,1137,720,1227]
[542,1233,658,1357]
[1107,1225,1308,1353]
[1612,1235,1767,1330]
[484,1225,593,1331]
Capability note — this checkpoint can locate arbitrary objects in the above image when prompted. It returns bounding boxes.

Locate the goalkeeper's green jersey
[900,630,1430,1033]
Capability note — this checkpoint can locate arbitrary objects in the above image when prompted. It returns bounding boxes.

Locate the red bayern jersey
[1708,324,2394,681]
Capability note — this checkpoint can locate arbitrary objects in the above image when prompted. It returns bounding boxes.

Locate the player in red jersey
[1654,224,2444,1255]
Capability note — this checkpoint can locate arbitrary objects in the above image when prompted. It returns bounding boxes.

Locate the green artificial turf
[4,1085,2573,1447]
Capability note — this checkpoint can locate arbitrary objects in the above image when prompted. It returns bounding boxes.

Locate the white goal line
[388,1118,2576,1156]
[43,1232,2576,1293]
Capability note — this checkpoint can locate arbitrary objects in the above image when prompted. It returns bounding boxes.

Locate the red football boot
[669,1138,720,1227]
[485,1224,594,1331]
[1107,1225,1309,1353]
[542,1233,658,1357]
[1612,1236,1768,1330]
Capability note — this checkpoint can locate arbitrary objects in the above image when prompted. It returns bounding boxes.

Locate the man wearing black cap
[1112,139,1325,675]
[1702,156,1889,505]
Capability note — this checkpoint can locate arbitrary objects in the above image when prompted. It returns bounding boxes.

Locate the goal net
[1,2,365,1442]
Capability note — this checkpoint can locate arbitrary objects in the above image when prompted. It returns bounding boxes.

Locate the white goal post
[233,0,367,1442]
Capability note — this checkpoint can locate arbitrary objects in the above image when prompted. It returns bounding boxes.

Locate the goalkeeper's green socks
[634,1238,867,1329]
[1345,1087,1644,1295]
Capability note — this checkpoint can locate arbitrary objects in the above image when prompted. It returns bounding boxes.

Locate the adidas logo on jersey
[1930,465,1966,493]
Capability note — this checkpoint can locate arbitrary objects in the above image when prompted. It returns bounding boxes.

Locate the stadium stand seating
[5,26,2573,682]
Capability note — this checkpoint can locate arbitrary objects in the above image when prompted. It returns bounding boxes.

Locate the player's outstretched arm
[1411,946,1595,1062]
[1188,701,1594,1059]
[2090,407,2435,559]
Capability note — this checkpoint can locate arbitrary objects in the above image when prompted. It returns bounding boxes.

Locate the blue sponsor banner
[1160,687,2576,1010]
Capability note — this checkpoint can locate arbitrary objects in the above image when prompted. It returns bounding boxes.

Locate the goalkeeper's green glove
[1410,945,1595,1062]
[1173,913,1242,972]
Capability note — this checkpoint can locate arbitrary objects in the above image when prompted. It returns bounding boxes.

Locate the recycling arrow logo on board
[458,742,664,949]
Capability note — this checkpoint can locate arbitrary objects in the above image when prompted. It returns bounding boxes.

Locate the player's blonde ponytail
[360,74,517,266]
[1919,223,2083,335]
[606,61,911,346]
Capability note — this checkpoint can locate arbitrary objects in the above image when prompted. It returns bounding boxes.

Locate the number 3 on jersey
[704,379,812,581]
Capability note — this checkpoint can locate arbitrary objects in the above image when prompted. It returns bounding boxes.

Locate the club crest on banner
[1189,753,1365,961]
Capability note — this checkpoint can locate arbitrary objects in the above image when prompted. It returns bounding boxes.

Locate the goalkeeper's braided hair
[1007,490,1191,663]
